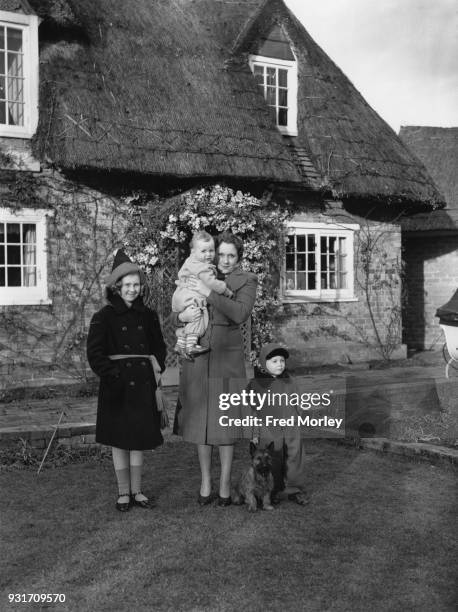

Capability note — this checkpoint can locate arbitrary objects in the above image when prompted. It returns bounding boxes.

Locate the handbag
[150,355,170,429]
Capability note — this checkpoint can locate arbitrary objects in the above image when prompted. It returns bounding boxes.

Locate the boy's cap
[259,343,289,369]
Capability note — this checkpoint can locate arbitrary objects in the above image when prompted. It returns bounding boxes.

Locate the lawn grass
[1,440,457,612]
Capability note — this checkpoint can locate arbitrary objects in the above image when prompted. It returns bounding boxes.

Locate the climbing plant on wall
[123,184,289,357]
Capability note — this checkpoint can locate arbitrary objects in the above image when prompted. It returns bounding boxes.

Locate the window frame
[0,10,39,138]
[0,207,52,306]
[249,53,298,137]
[282,221,359,302]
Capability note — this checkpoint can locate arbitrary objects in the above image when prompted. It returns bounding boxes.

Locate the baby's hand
[251,436,259,445]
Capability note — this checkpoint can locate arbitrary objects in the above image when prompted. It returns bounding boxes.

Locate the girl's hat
[106,250,145,287]
[259,342,289,369]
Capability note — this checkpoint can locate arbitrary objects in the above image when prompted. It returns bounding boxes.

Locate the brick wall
[403,234,458,349]
[0,180,407,390]
[0,170,128,390]
[274,210,405,366]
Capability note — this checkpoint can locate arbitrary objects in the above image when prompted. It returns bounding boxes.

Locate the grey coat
[174,267,258,445]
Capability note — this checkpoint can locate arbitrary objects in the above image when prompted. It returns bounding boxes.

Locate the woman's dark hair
[216,231,243,260]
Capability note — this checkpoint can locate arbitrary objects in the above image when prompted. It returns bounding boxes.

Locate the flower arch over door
[124,185,287,364]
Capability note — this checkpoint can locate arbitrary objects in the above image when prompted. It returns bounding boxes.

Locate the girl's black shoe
[131,492,155,509]
[197,492,217,506]
[116,494,131,512]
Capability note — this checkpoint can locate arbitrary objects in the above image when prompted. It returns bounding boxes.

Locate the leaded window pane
[23,224,36,242]
[285,272,295,290]
[278,108,288,126]
[8,52,22,77]
[7,244,20,264]
[266,67,276,85]
[23,266,36,286]
[278,69,287,87]
[7,223,20,242]
[297,272,307,290]
[22,244,36,264]
[286,253,295,270]
[266,86,276,105]
[0,27,24,125]
[296,253,306,271]
[7,28,22,53]
[7,266,21,286]
[286,235,294,252]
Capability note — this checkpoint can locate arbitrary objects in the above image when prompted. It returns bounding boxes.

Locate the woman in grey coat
[173,232,257,506]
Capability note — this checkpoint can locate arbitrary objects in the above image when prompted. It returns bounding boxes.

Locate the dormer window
[0,10,39,138]
[249,25,298,136]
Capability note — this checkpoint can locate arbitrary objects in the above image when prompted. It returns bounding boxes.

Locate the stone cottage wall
[0,179,408,391]
[403,234,458,350]
[274,210,405,366]
[0,170,128,391]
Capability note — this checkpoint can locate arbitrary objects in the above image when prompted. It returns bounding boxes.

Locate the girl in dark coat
[87,250,166,512]
[172,232,258,506]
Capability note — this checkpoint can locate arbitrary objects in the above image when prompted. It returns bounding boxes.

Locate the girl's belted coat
[87,293,166,450]
[174,267,258,445]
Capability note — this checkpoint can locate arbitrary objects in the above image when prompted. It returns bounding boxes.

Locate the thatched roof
[29,0,303,186]
[399,127,458,232]
[0,0,33,12]
[25,0,442,205]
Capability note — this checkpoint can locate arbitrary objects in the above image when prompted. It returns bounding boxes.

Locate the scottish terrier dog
[232,441,275,512]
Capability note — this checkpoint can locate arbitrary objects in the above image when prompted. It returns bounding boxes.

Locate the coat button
[124,344,130,350]
[126,362,132,368]
[139,343,145,349]
[141,361,146,366]
[129,381,135,386]
[138,325,143,330]
[122,326,127,331]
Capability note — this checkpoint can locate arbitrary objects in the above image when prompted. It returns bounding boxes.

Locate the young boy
[245,342,308,505]
[172,231,233,355]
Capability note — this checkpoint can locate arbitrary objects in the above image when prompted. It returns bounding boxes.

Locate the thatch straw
[23,0,444,206]
[400,127,458,231]
[400,127,457,209]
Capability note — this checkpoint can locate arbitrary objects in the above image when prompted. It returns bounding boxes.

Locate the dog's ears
[266,441,275,453]
[249,441,258,456]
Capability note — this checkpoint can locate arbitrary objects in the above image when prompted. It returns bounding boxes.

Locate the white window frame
[0,10,39,138]
[249,53,298,136]
[282,222,359,302]
[0,207,52,306]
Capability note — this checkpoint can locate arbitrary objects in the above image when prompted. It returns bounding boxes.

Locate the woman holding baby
[172,231,257,506]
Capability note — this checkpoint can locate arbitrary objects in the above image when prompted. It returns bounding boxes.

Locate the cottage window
[283,222,358,301]
[0,208,51,305]
[249,55,298,136]
[0,11,39,138]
